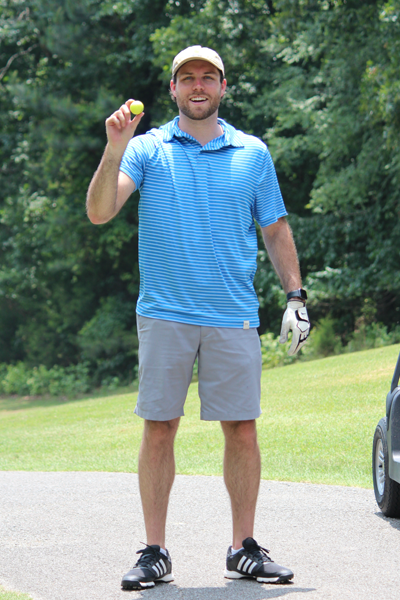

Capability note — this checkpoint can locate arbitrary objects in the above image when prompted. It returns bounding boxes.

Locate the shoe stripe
[243,558,252,573]
[248,561,257,574]
[152,563,161,577]
[237,556,247,570]
[155,560,166,576]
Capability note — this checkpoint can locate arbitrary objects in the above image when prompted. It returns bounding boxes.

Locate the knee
[222,420,258,449]
[143,418,180,448]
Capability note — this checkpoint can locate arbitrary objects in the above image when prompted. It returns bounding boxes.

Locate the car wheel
[372,417,400,518]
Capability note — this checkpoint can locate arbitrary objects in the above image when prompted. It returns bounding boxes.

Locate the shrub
[0,362,91,397]
[303,316,343,359]
[0,362,31,396]
[259,332,299,369]
[346,322,399,353]
[78,296,138,385]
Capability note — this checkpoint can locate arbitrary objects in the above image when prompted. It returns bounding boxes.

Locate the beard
[175,94,222,121]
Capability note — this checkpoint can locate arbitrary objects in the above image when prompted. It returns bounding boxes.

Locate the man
[86,45,310,590]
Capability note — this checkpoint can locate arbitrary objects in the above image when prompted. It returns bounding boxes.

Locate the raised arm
[86,99,144,224]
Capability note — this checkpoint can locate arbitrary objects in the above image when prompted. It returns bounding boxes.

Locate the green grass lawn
[1,344,399,488]
[0,586,32,600]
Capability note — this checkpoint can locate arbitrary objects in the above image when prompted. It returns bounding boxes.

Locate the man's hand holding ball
[105,99,144,154]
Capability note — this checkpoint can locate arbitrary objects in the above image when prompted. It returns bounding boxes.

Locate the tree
[1,0,400,379]
[0,0,170,379]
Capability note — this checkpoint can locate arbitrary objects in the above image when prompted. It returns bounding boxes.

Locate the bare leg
[221,419,261,549]
[138,417,180,548]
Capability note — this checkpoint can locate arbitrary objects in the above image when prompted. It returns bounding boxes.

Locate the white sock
[160,547,168,556]
[231,546,244,555]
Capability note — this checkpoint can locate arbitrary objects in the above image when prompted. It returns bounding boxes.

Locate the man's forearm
[261,218,302,294]
[86,144,124,224]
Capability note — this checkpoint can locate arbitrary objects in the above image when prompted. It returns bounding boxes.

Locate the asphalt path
[0,472,399,600]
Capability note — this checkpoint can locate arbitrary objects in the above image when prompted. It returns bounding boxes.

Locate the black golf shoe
[224,537,293,583]
[121,544,174,590]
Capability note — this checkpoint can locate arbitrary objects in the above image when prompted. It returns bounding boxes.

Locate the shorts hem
[200,409,262,422]
[134,405,185,421]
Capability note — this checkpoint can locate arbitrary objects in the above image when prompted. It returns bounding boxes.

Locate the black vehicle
[372,351,400,517]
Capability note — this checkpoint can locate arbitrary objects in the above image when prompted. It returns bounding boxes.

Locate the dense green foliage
[1,0,400,382]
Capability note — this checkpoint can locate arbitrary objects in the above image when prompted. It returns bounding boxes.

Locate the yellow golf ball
[130,100,144,115]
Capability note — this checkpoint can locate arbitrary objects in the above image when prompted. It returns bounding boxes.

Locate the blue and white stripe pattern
[119,116,287,328]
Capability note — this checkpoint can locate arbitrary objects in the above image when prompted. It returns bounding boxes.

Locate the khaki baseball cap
[172,45,225,77]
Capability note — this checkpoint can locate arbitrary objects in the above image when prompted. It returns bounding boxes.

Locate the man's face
[170,60,227,121]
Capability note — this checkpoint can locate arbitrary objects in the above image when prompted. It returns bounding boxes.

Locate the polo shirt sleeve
[119,134,155,190]
[253,147,288,227]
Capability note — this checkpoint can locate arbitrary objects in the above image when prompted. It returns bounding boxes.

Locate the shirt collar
[161,116,244,149]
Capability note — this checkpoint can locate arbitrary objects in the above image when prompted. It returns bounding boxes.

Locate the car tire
[372,417,400,518]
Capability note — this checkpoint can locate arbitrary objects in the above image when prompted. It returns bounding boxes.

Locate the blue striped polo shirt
[119,116,287,328]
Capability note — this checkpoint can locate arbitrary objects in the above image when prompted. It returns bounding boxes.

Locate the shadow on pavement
[121,580,316,599]
[374,511,400,531]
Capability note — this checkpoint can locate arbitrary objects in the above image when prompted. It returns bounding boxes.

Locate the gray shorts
[135,315,262,422]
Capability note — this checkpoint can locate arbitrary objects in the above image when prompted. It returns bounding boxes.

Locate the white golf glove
[279,300,310,356]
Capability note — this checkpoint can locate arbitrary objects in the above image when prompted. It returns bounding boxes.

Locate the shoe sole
[121,573,174,590]
[224,569,293,584]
